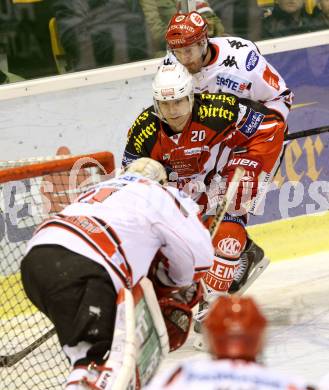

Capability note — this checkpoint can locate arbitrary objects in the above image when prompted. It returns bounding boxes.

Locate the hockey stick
[194,168,246,349]
[285,125,329,141]
[0,327,56,367]
[208,167,245,239]
[197,167,245,303]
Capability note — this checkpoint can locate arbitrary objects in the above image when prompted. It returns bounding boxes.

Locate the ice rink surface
[160,251,329,386]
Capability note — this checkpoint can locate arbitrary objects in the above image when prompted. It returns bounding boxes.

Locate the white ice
[159,251,329,386]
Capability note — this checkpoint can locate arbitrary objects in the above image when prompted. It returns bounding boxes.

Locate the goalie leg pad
[70,278,170,389]
[68,288,136,390]
[133,278,169,387]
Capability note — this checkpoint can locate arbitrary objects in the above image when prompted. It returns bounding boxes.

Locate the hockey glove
[150,257,202,308]
[223,155,263,215]
[158,298,192,352]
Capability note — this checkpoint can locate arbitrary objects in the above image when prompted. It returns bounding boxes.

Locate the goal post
[0,151,115,183]
[0,151,115,389]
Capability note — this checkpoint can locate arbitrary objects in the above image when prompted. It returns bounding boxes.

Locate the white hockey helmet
[125,158,167,184]
[152,63,194,119]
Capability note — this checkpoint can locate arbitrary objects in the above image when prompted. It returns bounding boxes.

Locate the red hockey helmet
[203,296,267,361]
[166,12,208,50]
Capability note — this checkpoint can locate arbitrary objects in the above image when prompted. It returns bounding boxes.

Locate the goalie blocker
[20,158,213,389]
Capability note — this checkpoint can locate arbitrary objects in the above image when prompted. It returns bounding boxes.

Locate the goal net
[0,151,115,389]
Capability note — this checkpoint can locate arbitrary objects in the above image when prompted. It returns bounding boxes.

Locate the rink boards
[248,210,329,261]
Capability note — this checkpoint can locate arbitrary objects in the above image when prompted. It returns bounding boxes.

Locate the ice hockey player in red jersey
[122,63,285,348]
[164,11,294,294]
[20,157,213,389]
[145,295,313,390]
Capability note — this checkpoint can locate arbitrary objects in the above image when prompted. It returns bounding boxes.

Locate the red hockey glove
[149,253,202,309]
[158,298,192,352]
[223,155,263,214]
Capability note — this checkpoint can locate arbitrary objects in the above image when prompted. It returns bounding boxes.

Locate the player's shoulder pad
[194,93,239,130]
[213,36,261,72]
[126,107,160,154]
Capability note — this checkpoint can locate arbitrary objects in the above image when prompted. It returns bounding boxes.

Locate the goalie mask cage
[0,151,115,389]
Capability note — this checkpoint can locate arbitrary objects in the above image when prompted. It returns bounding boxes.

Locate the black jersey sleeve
[194,93,240,134]
[121,107,159,168]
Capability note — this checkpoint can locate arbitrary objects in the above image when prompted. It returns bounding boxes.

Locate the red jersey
[122,93,285,207]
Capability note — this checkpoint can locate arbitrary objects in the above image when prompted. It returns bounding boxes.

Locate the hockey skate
[228,238,270,295]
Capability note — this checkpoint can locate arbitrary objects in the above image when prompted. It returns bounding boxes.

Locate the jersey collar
[206,42,220,67]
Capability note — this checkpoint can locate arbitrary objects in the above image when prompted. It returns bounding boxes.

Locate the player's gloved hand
[158,298,192,351]
[223,155,263,215]
[205,174,227,215]
[170,281,202,308]
[155,260,176,287]
[149,256,202,308]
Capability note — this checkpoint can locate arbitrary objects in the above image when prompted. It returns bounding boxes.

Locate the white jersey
[145,358,309,390]
[165,36,293,120]
[319,373,329,390]
[26,173,213,292]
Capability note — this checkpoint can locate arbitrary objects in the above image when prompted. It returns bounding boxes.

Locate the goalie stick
[0,327,56,368]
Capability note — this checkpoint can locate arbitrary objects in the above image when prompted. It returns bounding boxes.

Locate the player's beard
[183,42,208,74]
[184,58,203,74]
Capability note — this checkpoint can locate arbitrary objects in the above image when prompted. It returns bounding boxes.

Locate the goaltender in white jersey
[25,159,212,294]
[146,295,313,390]
[21,158,213,389]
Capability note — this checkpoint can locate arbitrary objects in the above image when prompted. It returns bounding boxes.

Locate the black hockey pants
[21,244,117,366]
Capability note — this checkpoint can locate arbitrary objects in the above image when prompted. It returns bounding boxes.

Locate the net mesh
[0,152,114,389]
